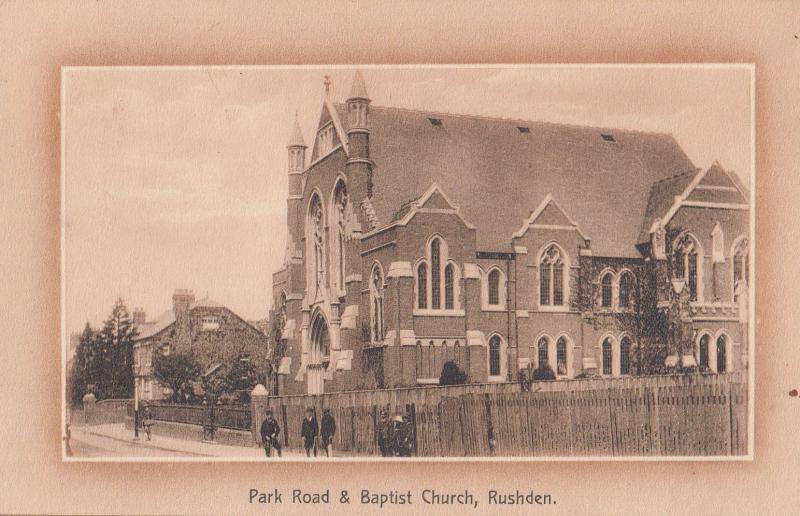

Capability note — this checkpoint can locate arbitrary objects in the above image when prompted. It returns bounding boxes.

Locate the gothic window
[370,264,384,343]
[444,263,455,310]
[431,238,441,309]
[333,180,348,291]
[279,291,287,322]
[698,334,710,370]
[712,222,724,263]
[556,337,568,377]
[488,269,501,306]
[602,338,613,376]
[540,244,566,307]
[601,272,614,308]
[620,336,632,375]
[716,335,728,373]
[417,262,428,309]
[733,237,749,303]
[618,271,635,309]
[674,234,700,302]
[537,337,549,367]
[309,195,326,290]
[488,335,502,378]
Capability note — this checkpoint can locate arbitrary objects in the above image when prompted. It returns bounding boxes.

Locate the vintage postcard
[61,64,754,462]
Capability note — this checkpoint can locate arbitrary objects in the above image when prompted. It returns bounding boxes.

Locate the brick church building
[270,71,750,395]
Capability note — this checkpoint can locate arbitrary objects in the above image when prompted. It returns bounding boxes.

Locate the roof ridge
[651,168,701,186]
[334,101,675,138]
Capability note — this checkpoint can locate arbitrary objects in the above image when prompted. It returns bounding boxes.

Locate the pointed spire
[348,70,369,100]
[287,111,305,148]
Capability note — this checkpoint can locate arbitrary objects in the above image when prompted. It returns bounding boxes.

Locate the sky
[63,66,752,333]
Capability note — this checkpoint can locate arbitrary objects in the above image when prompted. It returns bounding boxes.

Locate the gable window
[317,123,335,156]
[430,239,441,309]
[415,236,462,314]
[539,244,566,308]
[732,237,749,303]
[444,263,455,310]
[600,272,614,308]
[202,316,220,331]
[674,233,701,302]
[488,335,503,379]
[416,262,428,309]
[308,194,326,291]
[370,264,385,343]
[618,271,635,309]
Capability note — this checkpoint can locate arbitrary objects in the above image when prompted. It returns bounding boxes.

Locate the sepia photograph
[61,64,754,461]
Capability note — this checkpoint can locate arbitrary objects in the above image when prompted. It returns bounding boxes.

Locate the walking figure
[300,407,319,457]
[320,408,336,457]
[260,409,282,458]
[141,404,154,441]
[377,409,392,457]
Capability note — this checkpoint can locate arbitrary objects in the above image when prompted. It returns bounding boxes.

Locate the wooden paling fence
[265,374,748,457]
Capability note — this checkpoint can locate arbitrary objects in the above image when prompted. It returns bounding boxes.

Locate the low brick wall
[123,417,257,448]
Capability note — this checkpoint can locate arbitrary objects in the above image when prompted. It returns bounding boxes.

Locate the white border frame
[61,63,756,462]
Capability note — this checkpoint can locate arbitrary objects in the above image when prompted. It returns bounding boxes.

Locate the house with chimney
[132,289,270,401]
[269,71,751,395]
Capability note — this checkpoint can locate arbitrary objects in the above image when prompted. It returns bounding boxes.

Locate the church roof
[348,70,369,100]
[335,103,696,257]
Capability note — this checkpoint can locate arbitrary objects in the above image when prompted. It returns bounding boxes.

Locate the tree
[68,323,97,406]
[95,298,138,399]
[153,351,201,403]
[439,361,467,385]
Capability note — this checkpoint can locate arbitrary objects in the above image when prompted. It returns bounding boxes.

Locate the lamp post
[133,374,140,441]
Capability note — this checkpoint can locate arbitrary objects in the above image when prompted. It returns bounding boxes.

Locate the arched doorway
[308,313,330,394]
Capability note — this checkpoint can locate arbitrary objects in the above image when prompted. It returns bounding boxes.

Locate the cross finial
[323,75,331,97]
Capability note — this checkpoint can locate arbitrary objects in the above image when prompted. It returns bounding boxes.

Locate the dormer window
[428,118,443,127]
[601,133,616,142]
[517,126,530,133]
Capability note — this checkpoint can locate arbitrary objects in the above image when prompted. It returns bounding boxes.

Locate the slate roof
[636,169,701,245]
[133,297,226,341]
[333,103,696,257]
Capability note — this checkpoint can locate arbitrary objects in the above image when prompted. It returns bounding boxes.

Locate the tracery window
[540,244,566,307]
[431,239,441,309]
[601,272,614,308]
[415,237,460,313]
[309,195,326,290]
[333,180,348,291]
[618,271,635,309]
[732,237,749,303]
[674,234,700,302]
[370,264,385,342]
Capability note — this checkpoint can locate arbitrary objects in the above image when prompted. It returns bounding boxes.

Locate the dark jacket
[260,417,280,441]
[301,417,319,440]
[320,414,336,439]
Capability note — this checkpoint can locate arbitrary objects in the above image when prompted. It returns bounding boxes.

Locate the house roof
[334,103,696,257]
[133,297,243,341]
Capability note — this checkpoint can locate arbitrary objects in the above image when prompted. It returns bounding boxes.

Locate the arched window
[370,264,384,343]
[716,335,728,373]
[732,237,749,303]
[698,334,710,370]
[430,239,441,309]
[444,263,455,310]
[488,269,501,305]
[674,233,700,302]
[488,335,502,378]
[619,271,635,309]
[556,337,568,377]
[601,272,614,308]
[620,336,632,375]
[416,262,427,309]
[279,291,287,322]
[537,337,549,368]
[309,195,326,290]
[332,180,348,290]
[540,244,566,307]
[602,338,613,376]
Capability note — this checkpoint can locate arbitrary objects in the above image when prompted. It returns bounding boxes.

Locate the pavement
[69,423,308,459]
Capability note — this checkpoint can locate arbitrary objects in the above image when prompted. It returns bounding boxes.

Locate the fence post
[250,384,269,446]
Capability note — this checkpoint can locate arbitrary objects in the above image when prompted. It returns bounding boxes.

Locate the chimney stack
[132,307,146,326]
[172,289,195,320]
